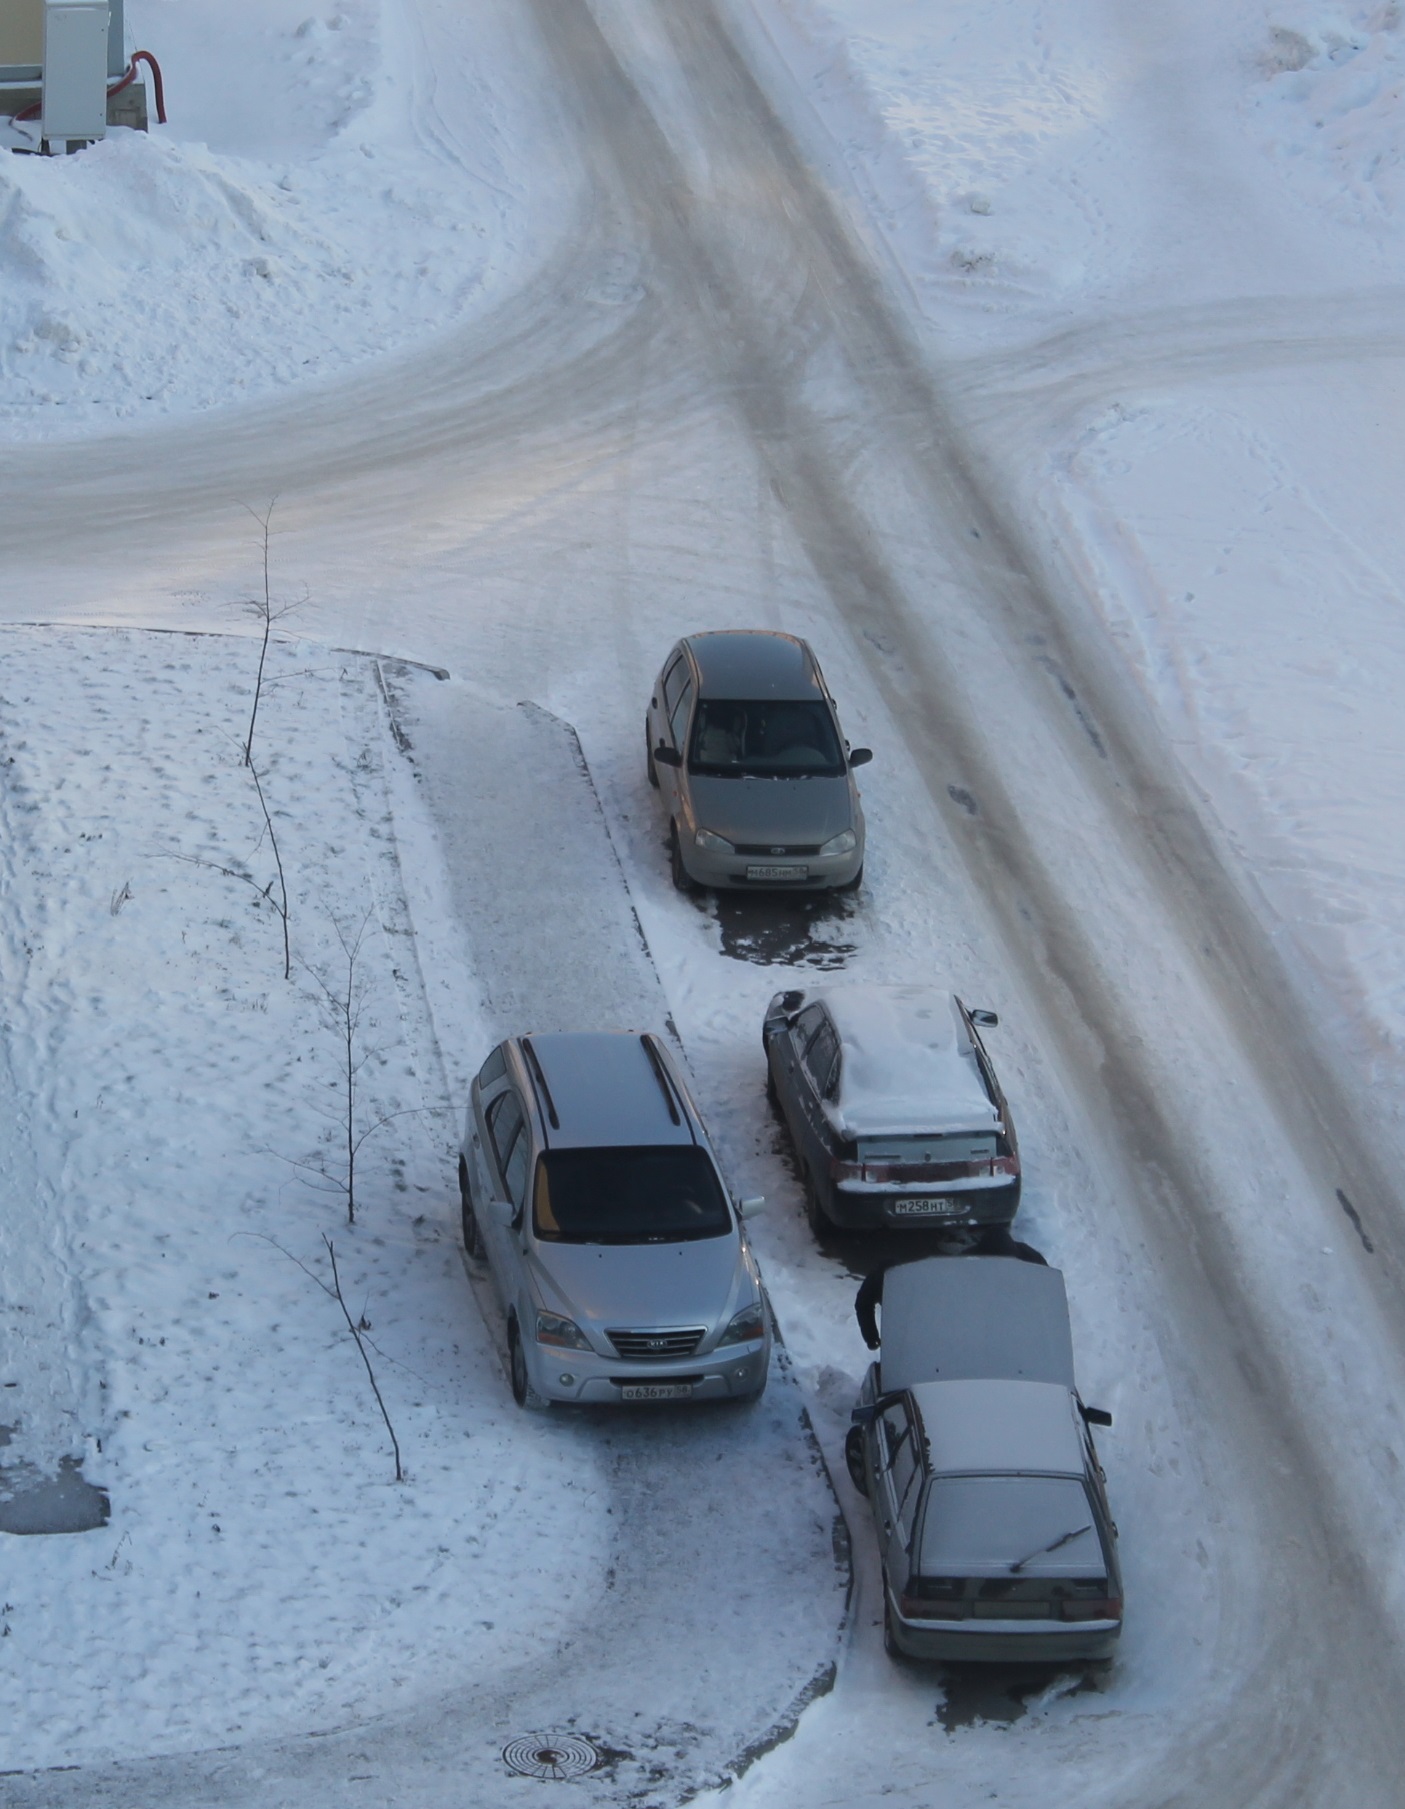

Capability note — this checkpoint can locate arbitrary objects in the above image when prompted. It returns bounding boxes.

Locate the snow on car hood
[528,1236,748,1343]
[687,774,855,846]
[816,983,1000,1139]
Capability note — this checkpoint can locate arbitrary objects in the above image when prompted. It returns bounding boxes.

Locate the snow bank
[0,0,552,438]
[0,627,608,1768]
[748,0,1405,340]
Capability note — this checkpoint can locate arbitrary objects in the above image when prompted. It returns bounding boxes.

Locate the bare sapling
[325,1235,404,1483]
[240,498,306,768]
[299,909,407,1225]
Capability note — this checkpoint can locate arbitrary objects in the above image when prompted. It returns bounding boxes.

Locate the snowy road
[4,0,1405,1804]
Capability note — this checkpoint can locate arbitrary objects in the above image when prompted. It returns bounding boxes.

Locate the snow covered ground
[0,628,843,1785]
[743,0,1405,1156]
[0,0,568,436]
[0,627,603,1764]
[5,0,1405,1804]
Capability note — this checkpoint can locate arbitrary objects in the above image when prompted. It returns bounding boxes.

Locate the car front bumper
[680,840,863,892]
[889,1609,1121,1665]
[830,1175,1021,1231]
[526,1335,770,1405]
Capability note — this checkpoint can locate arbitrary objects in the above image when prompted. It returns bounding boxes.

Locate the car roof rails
[520,1036,560,1132]
[640,1032,692,1138]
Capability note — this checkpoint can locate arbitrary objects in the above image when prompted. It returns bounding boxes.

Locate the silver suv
[458,1031,770,1408]
[647,631,871,891]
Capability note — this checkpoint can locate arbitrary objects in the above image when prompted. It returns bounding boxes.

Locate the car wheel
[646,721,659,789]
[670,823,697,894]
[844,1424,869,1495]
[458,1158,483,1261]
[507,1318,547,1412]
[839,863,864,893]
[765,1061,780,1113]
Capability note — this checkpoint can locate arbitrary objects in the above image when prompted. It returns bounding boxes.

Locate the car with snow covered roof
[646,630,871,892]
[844,1256,1121,1665]
[762,983,1020,1234]
[458,1030,770,1408]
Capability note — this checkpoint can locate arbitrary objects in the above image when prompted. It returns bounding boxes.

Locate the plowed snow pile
[0,0,545,437]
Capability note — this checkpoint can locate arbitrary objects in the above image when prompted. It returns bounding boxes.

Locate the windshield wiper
[1009,1523,1091,1574]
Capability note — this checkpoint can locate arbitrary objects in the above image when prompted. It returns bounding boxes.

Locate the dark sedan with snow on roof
[763,983,1020,1234]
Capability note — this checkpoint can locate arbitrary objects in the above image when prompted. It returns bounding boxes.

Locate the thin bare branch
[246,758,291,980]
[325,1236,403,1483]
[239,498,306,767]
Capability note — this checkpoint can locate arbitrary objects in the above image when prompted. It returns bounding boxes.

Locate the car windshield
[919,1476,1102,1576]
[534,1146,733,1244]
[689,699,845,778]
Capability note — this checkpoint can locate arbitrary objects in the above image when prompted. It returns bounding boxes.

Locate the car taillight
[900,1577,968,1621]
[1059,1597,1122,1622]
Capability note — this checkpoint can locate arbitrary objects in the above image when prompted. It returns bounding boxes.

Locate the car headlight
[695,828,734,853]
[536,1310,592,1350]
[821,829,857,857]
[717,1300,767,1347]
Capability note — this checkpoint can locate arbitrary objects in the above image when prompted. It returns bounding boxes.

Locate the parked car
[762,983,1021,1233]
[844,1256,1121,1665]
[458,1030,770,1408]
[646,630,871,892]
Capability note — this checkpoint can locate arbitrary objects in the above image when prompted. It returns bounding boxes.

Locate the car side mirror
[486,1197,515,1227]
[738,1195,766,1218]
[1080,1404,1113,1428]
[848,747,873,768]
[969,1008,999,1028]
[850,1391,903,1426]
[654,743,682,768]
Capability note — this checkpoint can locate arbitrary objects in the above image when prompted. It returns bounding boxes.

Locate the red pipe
[130,49,166,124]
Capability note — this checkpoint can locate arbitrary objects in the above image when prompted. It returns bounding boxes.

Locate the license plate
[746,864,807,881]
[891,1197,963,1217]
[620,1383,694,1401]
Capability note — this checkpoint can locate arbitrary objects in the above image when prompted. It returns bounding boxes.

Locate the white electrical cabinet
[41,0,108,144]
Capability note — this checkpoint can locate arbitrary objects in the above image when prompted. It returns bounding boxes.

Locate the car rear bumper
[830,1176,1021,1230]
[527,1336,770,1405]
[890,1610,1121,1664]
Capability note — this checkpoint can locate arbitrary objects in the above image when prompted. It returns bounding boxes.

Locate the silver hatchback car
[458,1031,770,1408]
[647,631,872,891]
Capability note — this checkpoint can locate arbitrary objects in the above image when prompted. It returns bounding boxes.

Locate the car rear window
[533,1146,733,1244]
[919,1475,1102,1576]
[689,699,845,777]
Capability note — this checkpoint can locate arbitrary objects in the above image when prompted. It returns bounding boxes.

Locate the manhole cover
[502,1735,600,1780]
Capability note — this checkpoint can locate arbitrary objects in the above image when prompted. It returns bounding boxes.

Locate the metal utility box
[41,0,109,143]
